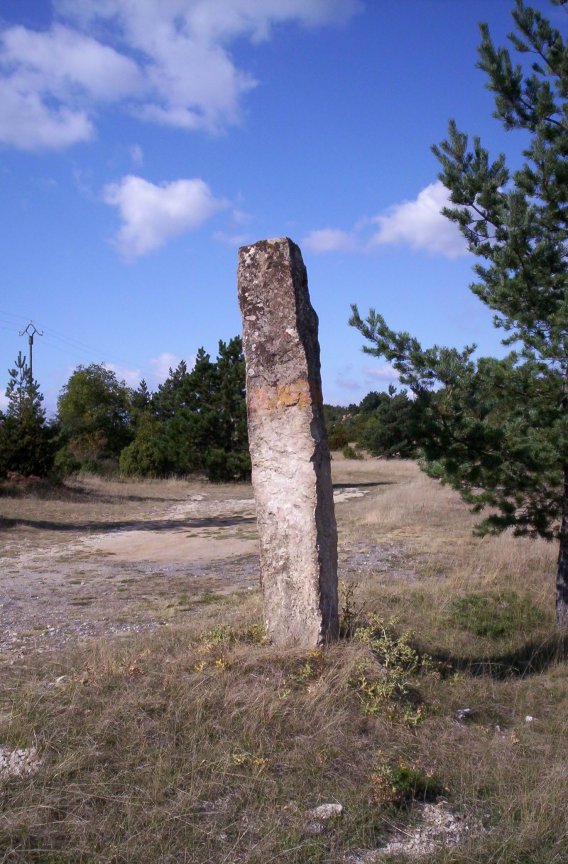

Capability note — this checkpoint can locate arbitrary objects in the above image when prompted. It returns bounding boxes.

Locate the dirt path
[0,461,416,660]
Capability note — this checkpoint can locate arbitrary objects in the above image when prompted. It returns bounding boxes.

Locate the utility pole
[19,322,43,381]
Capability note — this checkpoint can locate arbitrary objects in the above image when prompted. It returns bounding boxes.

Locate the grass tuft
[1,457,567,862]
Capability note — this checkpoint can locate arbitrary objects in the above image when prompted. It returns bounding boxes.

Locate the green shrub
[119,414,170,478]
[342,444,362,460]
[369,760,444,806]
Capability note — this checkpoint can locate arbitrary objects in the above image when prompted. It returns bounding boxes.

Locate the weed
[197,592,226,604]
[351,616,429,724]
[339,579,365,637]
[369,757,444,806]
[342,444,362,460]
[289,650,326,685]
[1,459,565,863]
[230,751,269,771]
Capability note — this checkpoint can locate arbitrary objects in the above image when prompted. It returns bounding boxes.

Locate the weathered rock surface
[0,746,40,779]
[237,237,338,647]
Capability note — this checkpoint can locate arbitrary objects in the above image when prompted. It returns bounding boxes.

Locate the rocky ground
[0,459,416,662]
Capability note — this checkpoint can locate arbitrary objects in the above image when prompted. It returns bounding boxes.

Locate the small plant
[230,752,269,771]
[291,649,326,684]
[239,621,266,645]
[197,592,226,605]
[449,591,546,639]
[369,758,444,806]
[342,444,362,460]
[339,579,365,637]
[351,616,429,724]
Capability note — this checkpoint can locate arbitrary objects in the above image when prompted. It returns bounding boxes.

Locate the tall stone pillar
[237,237,338,647]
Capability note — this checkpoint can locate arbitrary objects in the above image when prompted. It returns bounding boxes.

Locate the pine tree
[351,0,568,623]
[0,351,52,476]
[124,338,250,481]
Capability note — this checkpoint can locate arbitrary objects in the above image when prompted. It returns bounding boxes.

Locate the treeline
[1,331,426,485]
[325,387,420,459]
[0,337,251,483]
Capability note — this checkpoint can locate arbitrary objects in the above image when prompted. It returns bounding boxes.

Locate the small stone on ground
[0,746,40,779]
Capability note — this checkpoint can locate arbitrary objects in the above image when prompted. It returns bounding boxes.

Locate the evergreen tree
[122,338,250,481]
[0,351,52,476]
[153,361,189,419]
[359,388,420,459]
[351,0,568,623]
[131,379,152,415]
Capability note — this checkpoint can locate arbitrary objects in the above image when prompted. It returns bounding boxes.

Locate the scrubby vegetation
[0,337,250,483]
[1,459,567,862]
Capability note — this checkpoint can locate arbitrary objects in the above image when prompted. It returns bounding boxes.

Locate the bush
[119,414,170,478]
[53,446,81,477]
[342,444,362,460]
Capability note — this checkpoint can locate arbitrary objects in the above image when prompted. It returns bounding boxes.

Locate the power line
[2,313,142,382]
[18,321,43,381]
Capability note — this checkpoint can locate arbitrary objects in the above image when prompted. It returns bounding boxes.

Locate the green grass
[449,590,546,639]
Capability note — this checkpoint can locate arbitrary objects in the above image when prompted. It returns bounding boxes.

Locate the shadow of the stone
[430,632,568,679]
[0,514,257,535]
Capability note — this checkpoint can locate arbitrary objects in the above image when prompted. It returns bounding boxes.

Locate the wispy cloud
[335,364,361,392]
[0,0,361,150]
[363,364,399,383]
[129,144,144,167]
[149,353,183,384]
[103,175,228,258]
[103,361,141,388]
[303,227,356,253]
[303,181,467,260]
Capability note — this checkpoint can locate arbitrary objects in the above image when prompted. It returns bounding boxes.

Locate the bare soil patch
[0,457,410,661]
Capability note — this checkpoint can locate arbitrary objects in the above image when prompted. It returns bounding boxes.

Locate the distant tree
[125,337,250,481]
[351,1,568,623]
[57,364,133,472]
[359,391,385,414]
[153,361,189,420]
[131,379,152,415]
[119,412,170,477]
[0,351,53,477]
[360,389,420,458]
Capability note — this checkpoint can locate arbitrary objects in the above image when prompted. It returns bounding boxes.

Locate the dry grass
[1,458,567,863]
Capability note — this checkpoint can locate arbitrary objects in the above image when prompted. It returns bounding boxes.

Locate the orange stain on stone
[248,379,320,412]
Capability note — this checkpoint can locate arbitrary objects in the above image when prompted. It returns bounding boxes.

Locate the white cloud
[0,0,361,149]
[149,353,183,384]
[304,181,468,260]
[303,227,357,253]
[2,24,142,101]
[0,392,8,411]
[0,23,140,149]
[0,79,93,150]
[103,175,228,257]
[363,364,399,382]
[103,361,141,387]
[371,181,466,259]
[335,373,361,392]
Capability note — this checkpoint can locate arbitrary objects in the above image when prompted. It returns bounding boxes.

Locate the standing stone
[237,237,338,647]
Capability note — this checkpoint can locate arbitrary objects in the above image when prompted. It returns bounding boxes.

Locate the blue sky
[0,0,561,413]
